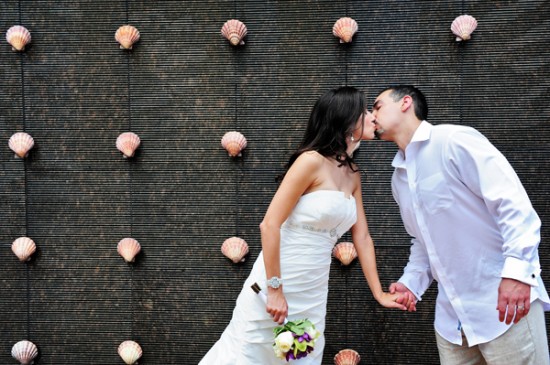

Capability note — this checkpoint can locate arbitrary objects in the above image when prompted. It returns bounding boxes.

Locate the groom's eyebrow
[372,100,381,109]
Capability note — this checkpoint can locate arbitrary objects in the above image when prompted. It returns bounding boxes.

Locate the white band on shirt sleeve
[501,256,540,287]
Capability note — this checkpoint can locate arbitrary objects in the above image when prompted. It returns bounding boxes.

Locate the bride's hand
[266,288,288,324]
[376,291,410,311]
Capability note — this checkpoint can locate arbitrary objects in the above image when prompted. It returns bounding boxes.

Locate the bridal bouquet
[273,318,320,362]
[251,282,320,362]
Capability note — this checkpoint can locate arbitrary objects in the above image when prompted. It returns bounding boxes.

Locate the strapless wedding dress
[199,190,357,364]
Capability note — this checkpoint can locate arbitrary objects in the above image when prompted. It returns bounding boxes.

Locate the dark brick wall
[1,1,548,364]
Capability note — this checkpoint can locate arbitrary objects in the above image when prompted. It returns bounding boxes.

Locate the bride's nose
[364,111,375,124]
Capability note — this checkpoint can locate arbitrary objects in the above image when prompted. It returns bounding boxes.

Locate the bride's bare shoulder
[296,150,325,165]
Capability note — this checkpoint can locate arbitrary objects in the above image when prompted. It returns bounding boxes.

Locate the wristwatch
[266,276,283,289]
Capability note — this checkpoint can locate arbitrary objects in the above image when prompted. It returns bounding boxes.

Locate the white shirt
[392,121,550,346]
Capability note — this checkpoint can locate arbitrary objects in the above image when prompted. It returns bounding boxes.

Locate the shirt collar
[391,120,431,168]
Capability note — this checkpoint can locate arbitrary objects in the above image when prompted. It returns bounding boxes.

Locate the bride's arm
[351,175,407,310]
[259,151,322,323]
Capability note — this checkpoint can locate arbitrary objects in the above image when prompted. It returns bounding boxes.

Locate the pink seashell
[332,17,358,43]
[118,340,142,365]
[117,238,141,263]
[116,132,141,158]
[9,132,34,158]
[6,25,31,51]
[11,340,38,365]
[115,25,140,49]
[11,237,37,262]
[451,15,478,41]
[221,237,249,263]
[221,131,247,157]
[332,242,358,266]
[221,19,247,46]
[334,348,361,365]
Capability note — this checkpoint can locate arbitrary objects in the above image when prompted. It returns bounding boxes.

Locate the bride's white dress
[200,190,357,364]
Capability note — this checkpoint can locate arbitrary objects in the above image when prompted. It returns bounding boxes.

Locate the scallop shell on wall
[332,17,358,43]
[117,238,141,263]
[11,340,38,365]
[9,132,35,158]
[221,131,247,157]
[221,237,249,263]
[332,242,357,266]
[116,132,141,158]
[11,237,37,262]
[118,340,142,365]
[115,25,140,49]
[451,15,478,41]
[334,348,361,365]
[6,25,31,51]
[221,19,247,46]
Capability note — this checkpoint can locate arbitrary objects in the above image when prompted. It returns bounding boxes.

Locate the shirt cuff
[398,276,424,301]
[501,256,540,287]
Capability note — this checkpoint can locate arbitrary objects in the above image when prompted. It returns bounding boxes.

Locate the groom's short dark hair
[379,85,428,121]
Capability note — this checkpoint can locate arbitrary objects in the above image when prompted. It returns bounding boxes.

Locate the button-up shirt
[393,121,550,346]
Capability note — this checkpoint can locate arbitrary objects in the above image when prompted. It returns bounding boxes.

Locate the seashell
[11,237,37,262]
[221,19,247,46]
[332,17,358,43]
[6,25,31,51]
[334,348,361,365]
[9,132,34,158]
[221,131,247,157]
[118,340,142,365]
[117,238,141,263]
[451,15,478,41]
[332,242,358,266]
[116,132,141,158]
[221,237,249,263]
[11,340,38,365]
[115,25,140,49]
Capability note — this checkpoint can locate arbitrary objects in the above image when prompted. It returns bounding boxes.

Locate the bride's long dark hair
[285,86,365,173]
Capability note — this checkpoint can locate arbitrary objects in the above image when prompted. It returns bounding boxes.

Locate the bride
[200,86,407,364]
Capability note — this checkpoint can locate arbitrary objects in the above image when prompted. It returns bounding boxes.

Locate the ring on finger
[517,305,525,311]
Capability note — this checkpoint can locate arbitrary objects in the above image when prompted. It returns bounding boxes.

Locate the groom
[371,84,550,364]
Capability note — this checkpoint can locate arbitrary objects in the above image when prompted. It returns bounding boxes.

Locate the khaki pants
[436,300,549,365]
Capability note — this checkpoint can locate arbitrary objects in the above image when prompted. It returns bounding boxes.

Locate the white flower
[306,326,321,340]
[275,331,294,353]
[273,346,286,360]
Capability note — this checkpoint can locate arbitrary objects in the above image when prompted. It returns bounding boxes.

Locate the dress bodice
[281,190,357,242]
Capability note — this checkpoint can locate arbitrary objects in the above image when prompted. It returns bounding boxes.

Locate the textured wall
[1,1,548,364]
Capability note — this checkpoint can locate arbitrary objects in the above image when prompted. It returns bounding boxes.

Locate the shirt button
[532,274,536,278]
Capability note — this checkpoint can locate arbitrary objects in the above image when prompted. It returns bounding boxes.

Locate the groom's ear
[401,95,414,113]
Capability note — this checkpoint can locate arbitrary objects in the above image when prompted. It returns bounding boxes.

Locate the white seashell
[221,19,247,46]
[334,348,361,365]
[11,237,37,262]
[9,132,34,158]
[6,25,31,51]
[221,131,247,157]
[116,132,141,158]
[332,17,358,43]
[118,340,142,365]
[115,25,140,49]
[11,340,38,365]
[332,242,358,266]
[451,15,478,41]
[117,238,141,263]
[221,237,249,263]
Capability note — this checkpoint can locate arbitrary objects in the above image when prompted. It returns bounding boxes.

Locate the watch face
[268,277,281,288]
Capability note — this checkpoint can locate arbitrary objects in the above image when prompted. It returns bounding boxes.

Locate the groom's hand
[389,282,417,312]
